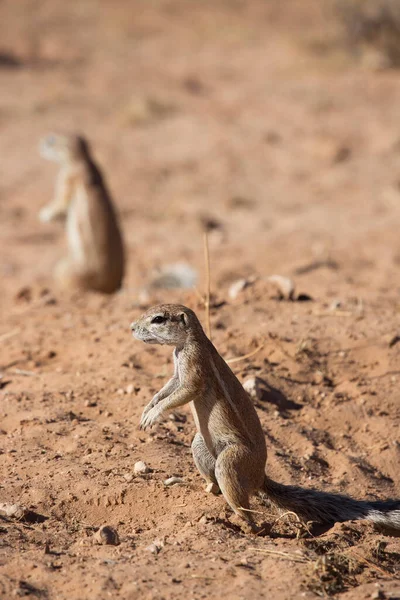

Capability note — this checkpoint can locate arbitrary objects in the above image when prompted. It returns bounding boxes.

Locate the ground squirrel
[39,133,125,294]
[131,304,400,532]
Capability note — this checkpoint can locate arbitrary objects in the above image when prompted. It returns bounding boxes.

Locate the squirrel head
[131,304,203,347]
[39,132,90,165]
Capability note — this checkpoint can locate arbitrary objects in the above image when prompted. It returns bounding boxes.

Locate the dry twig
[203,231,211,341]
[226,344,264,364]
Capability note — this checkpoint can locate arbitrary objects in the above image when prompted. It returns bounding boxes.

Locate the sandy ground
[0,1,400,598]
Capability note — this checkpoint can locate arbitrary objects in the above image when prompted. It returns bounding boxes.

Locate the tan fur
[39,133,125,294]
[131,304,400,532]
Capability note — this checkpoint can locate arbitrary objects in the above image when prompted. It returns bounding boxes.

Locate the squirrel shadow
[256,381,303,413]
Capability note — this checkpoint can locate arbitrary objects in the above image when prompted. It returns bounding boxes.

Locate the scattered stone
[388,334,400,348]
[198,515,210,525]
[0,503,46,523]
[0,503,26,519]
[15,286,32,303]
[243,376,266,401]
[205,482,220,495]
[134,461,150,475]
[329,299,342,310]
[228,278,250,300]
[126,383,134,395]
[371,589,386,600]
[267,275,295,301]
[150,263,198,290]
[85,399,97,407]
[93,525,120,546]
[146,538,164,554]
[313,371,324,385]
[164,476,184,486]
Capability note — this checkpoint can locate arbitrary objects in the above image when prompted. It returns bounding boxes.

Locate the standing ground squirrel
[131,304,400,532]
[39,133,125,294]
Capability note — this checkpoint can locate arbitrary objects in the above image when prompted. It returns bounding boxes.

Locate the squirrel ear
[179,312,188,327]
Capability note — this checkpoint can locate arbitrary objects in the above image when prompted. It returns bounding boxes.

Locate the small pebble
[134,461,150,475]
[0,503,26,519]
[85,399,97,407]
[268,274,295,300]
[243,376,266,401]
[313,371,324,385]
[126,384,134,395]
[205,482,220,495]
[164,476,184,486]
[198,515,209,525]
[93,525,120,546]
[371,589,386,600]
[146,538,164,554]
[228,278,250,300]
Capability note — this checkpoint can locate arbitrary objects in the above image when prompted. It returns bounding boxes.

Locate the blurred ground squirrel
[131,304,400,532]
[39,133,125,294]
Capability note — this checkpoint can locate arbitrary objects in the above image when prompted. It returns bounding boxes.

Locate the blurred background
[1,0,400,299]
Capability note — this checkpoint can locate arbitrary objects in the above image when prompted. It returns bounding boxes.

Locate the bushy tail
[262,477,400,529]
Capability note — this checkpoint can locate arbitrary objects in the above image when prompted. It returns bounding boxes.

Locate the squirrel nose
[130,321,136,332]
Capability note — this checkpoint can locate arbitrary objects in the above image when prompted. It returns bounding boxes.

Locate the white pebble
[268,275,295,300]
[134,461,150,475]
[164,476,184,486]
[243,376,266,401]
[228,278,249,300]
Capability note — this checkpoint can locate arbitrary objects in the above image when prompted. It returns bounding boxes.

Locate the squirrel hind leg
[54,257,80,289]
[192,433,219,490]
[215,445,259,529]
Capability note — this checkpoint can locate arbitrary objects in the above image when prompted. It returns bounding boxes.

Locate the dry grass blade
[203,231,211,341]
[269,510,314,539]
[12,368,36,377]
[226,344,264,364]
[238,505,275,518]
[251,548,310,564]
[346,550,396,578]
[313,310,353,317]
[0,328,20,342]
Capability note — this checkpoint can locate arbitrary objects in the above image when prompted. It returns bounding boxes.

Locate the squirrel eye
[151,315,166,324]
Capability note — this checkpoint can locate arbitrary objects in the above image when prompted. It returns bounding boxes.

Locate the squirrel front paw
[140,396,158,420]
[139,405,161,430]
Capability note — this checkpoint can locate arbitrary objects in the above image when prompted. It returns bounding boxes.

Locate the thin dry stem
[251,548,309,564]
[238,505,275,518]
[0,328,20,342]
[203,231,211,341]
[226,344,264,364]
[345,550,393,578]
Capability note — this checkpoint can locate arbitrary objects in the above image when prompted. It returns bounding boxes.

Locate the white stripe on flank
[209,359,247,433]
